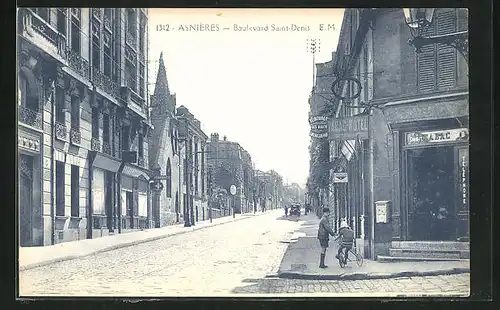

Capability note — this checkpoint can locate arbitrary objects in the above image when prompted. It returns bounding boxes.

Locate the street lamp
[403,8,468,62]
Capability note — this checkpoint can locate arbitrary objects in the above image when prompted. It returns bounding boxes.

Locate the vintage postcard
[17,7,469,297]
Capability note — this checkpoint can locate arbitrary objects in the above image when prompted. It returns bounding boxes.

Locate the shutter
[436,9,457,89]
[417,22,436,92]
[457,8,468,32]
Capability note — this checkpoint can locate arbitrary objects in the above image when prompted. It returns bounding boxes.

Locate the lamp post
[403,8,468,63]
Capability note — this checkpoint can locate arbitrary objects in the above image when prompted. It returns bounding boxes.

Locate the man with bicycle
[335,221,355,265]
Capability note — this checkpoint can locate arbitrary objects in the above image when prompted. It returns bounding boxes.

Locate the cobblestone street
[232,273,470,296]
[19,210,302,296]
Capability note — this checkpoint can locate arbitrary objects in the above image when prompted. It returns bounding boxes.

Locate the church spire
[153,52,170,99]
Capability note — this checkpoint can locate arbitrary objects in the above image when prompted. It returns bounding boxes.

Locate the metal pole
[368,108,375,260]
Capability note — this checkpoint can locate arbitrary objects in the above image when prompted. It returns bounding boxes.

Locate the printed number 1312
[157,24,170,31]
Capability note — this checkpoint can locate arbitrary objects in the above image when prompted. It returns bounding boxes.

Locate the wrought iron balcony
[19,9,63,48]
[55,122,68,140]
[70,128,82,146]
[91,137,101,151]
[63,47,90,80]
[92,69,119,98]
[137,156,145,167]
[18,106,42,130]
[102,141,111,155]
[91,8,101,21]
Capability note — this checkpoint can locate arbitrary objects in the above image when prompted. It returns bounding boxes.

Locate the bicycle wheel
[338,253,346,268]
[356,252,364,267]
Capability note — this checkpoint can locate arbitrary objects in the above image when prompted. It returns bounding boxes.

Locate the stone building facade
[206,134,254,214]
[148,52,182,227]
[18,8,152,246]
[176,106,209,225]
[325,8,468,259]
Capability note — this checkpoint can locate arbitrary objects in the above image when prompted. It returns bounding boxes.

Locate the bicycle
[336,240,364,268]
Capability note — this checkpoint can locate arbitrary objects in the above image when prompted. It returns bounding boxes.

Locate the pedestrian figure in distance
[335,221,355,265]
[317,207,336,269]
[284,205,289,217]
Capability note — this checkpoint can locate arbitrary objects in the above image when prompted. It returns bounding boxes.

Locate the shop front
[120,164,150,232]
[88,152,120,239]
[401,127,469,242]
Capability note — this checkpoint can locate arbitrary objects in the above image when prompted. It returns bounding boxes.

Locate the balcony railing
[55,122,67,140]
[18,106,42,130]
[92,69,119,98]
[137,156,145,167]
[70,128,82,145]
[102,141,111,155]
[19,9,66,54]
[63,48,90,80]
[91,137,101,151]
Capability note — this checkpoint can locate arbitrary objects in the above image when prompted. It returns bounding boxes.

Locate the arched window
[166,158,172,197]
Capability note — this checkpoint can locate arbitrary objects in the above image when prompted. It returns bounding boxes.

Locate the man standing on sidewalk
[317,207,336,268]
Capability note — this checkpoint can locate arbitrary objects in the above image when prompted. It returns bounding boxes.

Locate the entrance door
[407,146,456,241]
[19,154,33,247]
[105,172,114,231]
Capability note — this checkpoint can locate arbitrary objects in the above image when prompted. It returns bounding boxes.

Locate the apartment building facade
[18,8,152,246]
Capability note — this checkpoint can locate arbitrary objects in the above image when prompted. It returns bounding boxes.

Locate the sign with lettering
[458,148,469,211]
[333,172,348,183]
[310,115,328,139]
[405,128,469,146]
[328,114,369,140]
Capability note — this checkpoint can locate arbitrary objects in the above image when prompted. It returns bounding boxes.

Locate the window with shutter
[417,23,436,92]
[436,9,457,90]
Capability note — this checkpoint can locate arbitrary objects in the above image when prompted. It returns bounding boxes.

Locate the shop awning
[90,152,121,173]
[341,140,356,161]
[123,164,151,180]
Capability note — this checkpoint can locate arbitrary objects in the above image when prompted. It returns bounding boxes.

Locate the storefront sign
[405,128,469,146]
[310,115,328,139]
[333,172,348,183]
[459,148,469,210]
[329,114,368,140]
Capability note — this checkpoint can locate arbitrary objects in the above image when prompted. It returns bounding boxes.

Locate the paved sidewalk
[276,214,470,280]
[19,210,276,271]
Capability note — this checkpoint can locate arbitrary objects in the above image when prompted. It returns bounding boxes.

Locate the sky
[148,9,344,187]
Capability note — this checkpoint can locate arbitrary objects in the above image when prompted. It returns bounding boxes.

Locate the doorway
[105,172,114,230]
[126,191,134,229]
[19,154,34,247]
[407,146,455,241]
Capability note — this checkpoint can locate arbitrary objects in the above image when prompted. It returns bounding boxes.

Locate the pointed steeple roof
[153,52,170,99]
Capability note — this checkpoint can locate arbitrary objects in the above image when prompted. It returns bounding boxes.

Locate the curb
[276,267,470,280]
[20,211,272,271]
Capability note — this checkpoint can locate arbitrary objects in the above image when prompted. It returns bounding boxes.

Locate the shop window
[92,168,105,215]
[56,161,65,216]
[71,165,79,217]
[138,193,147,217]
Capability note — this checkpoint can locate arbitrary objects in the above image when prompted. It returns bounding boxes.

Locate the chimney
[211,133,219,142]
[223,136,227,141]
